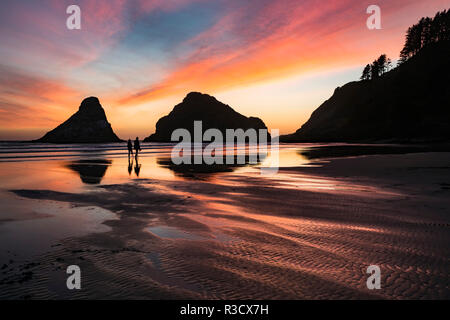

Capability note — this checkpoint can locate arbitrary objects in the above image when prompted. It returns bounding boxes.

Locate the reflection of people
[134,157,141,177]
[127,139,133,157]
[134,137,141,159]
[128,157,133,175]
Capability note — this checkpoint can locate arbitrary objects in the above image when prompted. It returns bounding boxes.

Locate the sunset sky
[0,0,449,140]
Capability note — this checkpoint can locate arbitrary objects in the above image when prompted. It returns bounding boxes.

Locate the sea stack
[144,92,269,142]
[37,97,122,143]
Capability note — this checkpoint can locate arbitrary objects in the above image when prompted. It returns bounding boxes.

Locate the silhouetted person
[134,157,141,177]
[128,157,133,176]
[134,137,141,159]
[127,139,133,158]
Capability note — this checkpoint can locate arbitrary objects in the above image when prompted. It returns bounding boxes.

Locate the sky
[0,0,449,140]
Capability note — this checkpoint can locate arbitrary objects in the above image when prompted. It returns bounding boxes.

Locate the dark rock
[281,41,450,143]
[36,97,122,143]
[144,92,269,142]
[66,159,112,185]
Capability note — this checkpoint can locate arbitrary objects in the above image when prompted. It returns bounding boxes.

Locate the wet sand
[0,143,449,299]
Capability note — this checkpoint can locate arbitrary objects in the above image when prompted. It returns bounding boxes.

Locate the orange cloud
[0,66,81,129]
[117,0,414,106]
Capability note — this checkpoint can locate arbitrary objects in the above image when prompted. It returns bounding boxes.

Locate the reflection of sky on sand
[0,143,401,217]
[243,172,403,197]
[0,142,397,262]
[0,144,323,189]
[1,142,449,299]
[147,179,393,249]
[0,190,116,261]
[148,226,207,241]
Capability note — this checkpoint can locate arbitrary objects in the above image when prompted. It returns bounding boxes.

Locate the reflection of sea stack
[157,152,266,180]
[144,92,269,142]
[37,97,121,143]
[66,159,112,184]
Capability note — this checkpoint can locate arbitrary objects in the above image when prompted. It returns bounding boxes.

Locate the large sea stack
[37,97,121,143]
[144,92,269,142]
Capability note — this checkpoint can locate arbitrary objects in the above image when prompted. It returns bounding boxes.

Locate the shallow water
[0,142,315,257]
[0,142,449,299]
[0,143,292,252]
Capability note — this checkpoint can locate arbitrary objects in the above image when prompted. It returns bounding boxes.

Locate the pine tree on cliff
[400,9,450,63]
[360,64,371,81]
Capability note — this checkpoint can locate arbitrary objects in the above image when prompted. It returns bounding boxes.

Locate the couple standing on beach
[127,137,141,159]
[128,137,141,177]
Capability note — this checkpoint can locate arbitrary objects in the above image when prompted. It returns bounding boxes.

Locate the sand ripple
[2,170,449,299]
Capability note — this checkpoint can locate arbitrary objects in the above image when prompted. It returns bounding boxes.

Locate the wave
[0,142,176,162]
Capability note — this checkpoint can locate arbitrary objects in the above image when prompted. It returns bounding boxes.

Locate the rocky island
[36,97,122,143]
[144,92,269,142]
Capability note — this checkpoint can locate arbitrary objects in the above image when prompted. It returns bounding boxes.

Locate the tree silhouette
[370,59,380,79]
[386,58,393,72]
[360,64,371,81]
[400,9,450,63]
[360,54,389,80]
[376,54,387,75]
[361,9,450,79]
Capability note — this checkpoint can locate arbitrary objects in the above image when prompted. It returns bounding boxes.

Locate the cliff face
[37,97,121,143]
[144,92,269,142]
[281,41,450,143]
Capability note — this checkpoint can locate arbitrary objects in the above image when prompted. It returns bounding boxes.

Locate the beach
[0,142,449,299]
